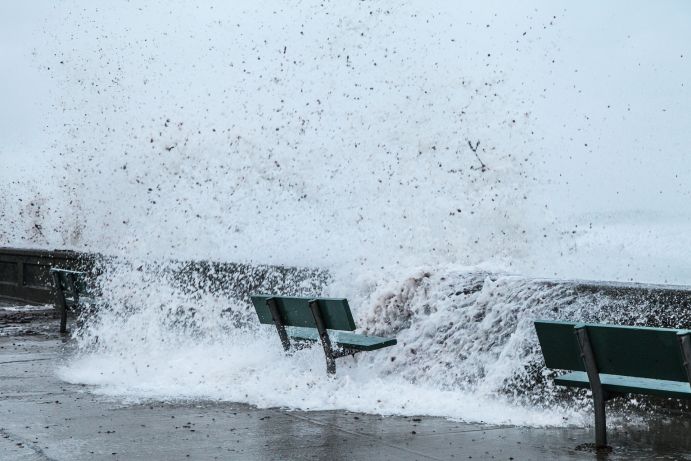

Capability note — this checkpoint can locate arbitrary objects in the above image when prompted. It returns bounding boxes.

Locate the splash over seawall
[58,256,691,426]
[5,1,690,284]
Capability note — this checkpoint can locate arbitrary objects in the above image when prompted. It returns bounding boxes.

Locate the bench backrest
[50,268,89,298]
[535,320,690,382]
[250,295,356,331]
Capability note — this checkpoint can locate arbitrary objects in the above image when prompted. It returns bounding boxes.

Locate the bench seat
[285,326,397,351]
[251,295,397,373]
[51,268,94,334]
[555,371,691,399]
[535,319,691,447]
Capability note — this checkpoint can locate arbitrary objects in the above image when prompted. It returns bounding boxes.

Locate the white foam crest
[58,261,599,426]
[59,338,582,427]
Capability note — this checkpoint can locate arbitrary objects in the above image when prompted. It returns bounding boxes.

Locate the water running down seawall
[52,256,691,427]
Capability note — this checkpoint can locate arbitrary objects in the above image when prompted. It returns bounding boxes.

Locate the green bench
[50,268,93,334]
[250,295,396,374]
[535,320,691,448]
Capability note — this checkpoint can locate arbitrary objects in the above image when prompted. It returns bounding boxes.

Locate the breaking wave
[58,258,691,426]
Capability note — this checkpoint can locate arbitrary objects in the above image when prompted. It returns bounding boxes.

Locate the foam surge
[59,259,679,427]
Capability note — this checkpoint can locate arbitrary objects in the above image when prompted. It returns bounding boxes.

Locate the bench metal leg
[266,298,291,351]
[592,388,607,449]
[65,273,81,333]
[678,333,691,385]
[575,326,608,449]
[309,299,336,375]
[52,272,69,334]
[67,273,80,309]
[323,350,336,374]
[60,304,68,334]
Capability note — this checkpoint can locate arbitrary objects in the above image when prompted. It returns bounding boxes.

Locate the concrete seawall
[2,247,690,330]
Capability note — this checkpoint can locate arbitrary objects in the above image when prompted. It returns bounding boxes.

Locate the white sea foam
[57,262,592,426]
[59,339,583,427]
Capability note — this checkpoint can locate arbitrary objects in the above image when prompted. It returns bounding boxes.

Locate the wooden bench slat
[50,267,93,334]
[534,320,585,372]
[251,295,356,331]
[251,294,397,374]
[50,268,93,298]
[50,268,84,275]
[586,324,688,382]
[554,371,691,399]
[535,320,689,382]
[285,326,397,351]
[72,295,95,304]
[535,319,691,449]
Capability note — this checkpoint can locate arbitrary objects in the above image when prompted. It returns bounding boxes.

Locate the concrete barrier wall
[0,247,329,307]
[1,247,690,326]
[0,248,91,304]
[560,279,691,329]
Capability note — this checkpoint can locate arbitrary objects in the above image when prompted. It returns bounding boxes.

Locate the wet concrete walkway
[1,300,691,460]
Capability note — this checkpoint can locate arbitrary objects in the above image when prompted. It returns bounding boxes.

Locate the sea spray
[0,0,688,426]
[58,257,685,426]
[6,0,543,270]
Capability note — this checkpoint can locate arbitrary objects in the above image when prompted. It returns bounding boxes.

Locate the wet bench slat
[554,371,691,399]
[285,326,397,351]
[535,320,691,449]
[251,295,396,374]
[50,268,94,334]
[252,295,356,331]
